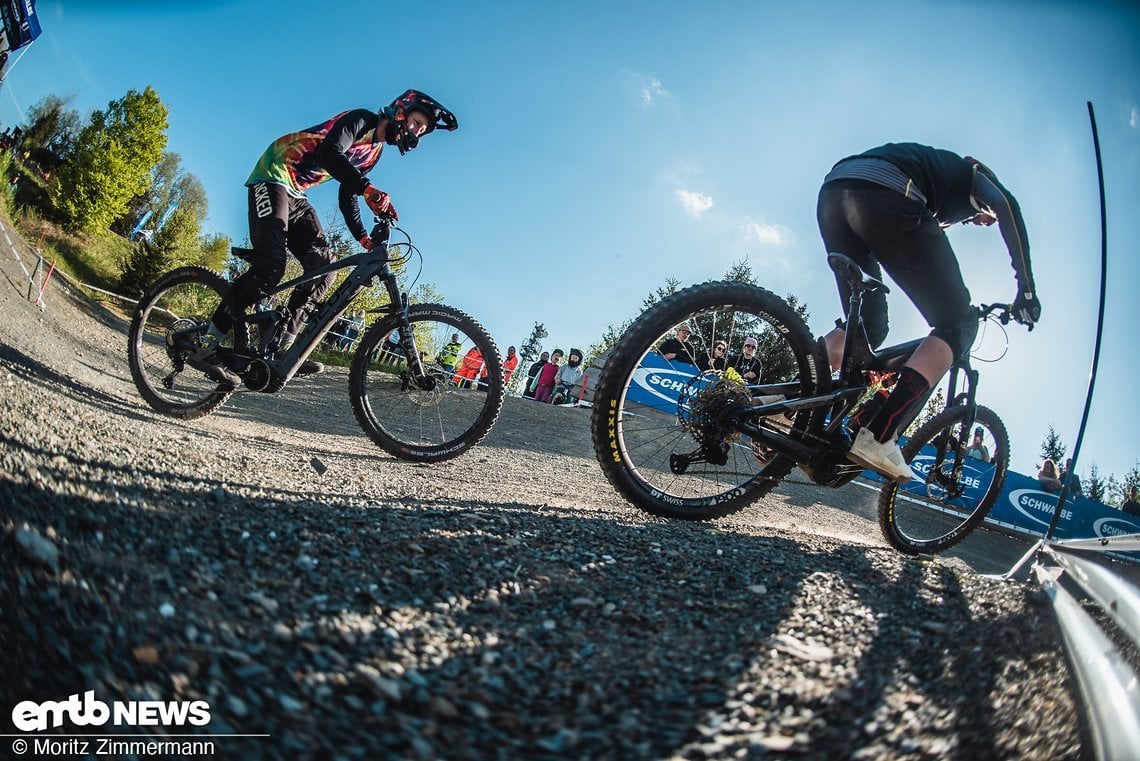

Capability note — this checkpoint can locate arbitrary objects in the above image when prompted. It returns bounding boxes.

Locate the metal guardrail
[1028,540,1140,759]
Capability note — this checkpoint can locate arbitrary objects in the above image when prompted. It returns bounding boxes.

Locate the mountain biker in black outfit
[187,89,458,389]
[816,142,1041,482]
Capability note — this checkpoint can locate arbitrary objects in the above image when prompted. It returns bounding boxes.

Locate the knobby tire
[349,303,504,462]
[590,281,825,520]
[877,404,1010,555]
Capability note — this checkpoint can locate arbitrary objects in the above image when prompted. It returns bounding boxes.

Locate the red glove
[362,183,398,221]
[357,233,373,251]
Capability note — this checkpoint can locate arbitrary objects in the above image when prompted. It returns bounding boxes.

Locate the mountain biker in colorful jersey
[816,142,1040,482]
[188,89,458,389]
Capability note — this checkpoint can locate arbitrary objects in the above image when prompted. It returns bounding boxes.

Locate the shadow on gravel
[0,455,1077,760]
[0,341,151,424]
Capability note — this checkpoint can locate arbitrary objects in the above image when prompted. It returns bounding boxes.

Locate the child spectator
[533,349,563,403]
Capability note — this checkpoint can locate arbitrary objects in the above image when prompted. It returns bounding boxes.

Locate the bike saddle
[827,253,889,295]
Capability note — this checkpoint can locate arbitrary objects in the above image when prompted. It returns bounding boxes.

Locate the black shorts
[816,179,973,349]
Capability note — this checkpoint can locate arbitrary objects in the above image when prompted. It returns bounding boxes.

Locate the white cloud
[1130,106,1139,129]
[744,220,793,247]
[676,189,713,218]
[625,71,670,108]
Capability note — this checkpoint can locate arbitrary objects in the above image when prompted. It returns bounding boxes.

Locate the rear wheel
[349,304,504,462]
[589,281,825,520]
[877,404,1010,554]
[127,267,249,419]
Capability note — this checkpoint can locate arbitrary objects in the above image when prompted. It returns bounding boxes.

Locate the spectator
[1060,458,1083,497]
[339,309,365,351]
[436,333,463,376]
[377,329,405,365]
[453,346,484,388]
[728,336,762,385]
[965,427,990,461]
[501,346,519,386]
[1121,486,1140,517]
[698,340,728,372]
[327,313,352,349]
[533,349,563,403]
[659,324,697,365]
[551,348,584,404]
[1037,458,1063,493]
[523,351,549,399]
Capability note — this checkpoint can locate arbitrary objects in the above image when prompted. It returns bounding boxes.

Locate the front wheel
[349,304,504,462]
[127,266,249,419]
[590,281,825,520]
[877,404,1010,555]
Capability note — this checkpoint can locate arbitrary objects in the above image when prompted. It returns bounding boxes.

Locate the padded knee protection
[930,314,979,363]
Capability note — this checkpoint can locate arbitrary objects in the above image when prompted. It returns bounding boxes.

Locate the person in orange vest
[453,346,483,388]
[482,345,519,390]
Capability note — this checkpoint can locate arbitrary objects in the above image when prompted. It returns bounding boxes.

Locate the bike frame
[228,221,427,387]
[727,261,983,477]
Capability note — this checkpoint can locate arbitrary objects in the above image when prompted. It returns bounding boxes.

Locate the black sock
[866,367,929,443]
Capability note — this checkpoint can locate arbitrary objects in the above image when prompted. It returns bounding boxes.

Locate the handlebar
[979,302,1034,332]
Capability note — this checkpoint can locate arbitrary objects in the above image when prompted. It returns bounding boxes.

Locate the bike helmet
[383,89,458,155]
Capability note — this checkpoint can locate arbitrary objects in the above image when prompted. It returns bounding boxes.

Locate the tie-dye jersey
[246,109,384,196]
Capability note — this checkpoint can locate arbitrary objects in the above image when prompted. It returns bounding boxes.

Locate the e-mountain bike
[590,253,1030,555]
[127,219,504,463]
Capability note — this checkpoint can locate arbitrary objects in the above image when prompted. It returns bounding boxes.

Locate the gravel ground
[0,225,1088,760]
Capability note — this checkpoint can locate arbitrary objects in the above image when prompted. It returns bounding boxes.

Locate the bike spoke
[350,305,503,462]
[591,282,824,520]
[878,406,1010,554]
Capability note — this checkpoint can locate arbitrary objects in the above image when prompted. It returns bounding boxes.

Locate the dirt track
[0,222,1086,760]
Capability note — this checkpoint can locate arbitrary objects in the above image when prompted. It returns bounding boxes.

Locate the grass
[4,158,134,301]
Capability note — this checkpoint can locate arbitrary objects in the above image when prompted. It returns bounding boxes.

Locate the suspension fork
[382,273,428,380]
[928,364,980,492]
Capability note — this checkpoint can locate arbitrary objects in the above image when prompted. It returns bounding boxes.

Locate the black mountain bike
[128,219,504,463]
[591,253,1031,555]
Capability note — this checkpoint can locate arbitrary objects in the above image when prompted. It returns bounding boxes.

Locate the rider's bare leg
[824,327,950,385]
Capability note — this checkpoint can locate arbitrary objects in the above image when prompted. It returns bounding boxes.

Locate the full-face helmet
[383,89,458,155]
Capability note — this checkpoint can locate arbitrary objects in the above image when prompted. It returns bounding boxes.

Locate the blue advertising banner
[626,351,1140,554]
[624,351,702,415]
[869,441,1140,555]
[1,0,41,52]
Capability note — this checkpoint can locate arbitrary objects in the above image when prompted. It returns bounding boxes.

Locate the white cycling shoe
[848,428,913,483]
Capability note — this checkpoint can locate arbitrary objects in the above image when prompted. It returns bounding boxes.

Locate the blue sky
[3,0,1138,486]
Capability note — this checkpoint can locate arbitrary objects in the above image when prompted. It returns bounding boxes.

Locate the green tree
[53,86,169,234]
[1114,461,1140,507]
[514,322,549,395]
[641,277,682,311]
[1039,425,1067,469]
[112,151,207,239]
[1085,463,1106,504]
[21,93,81,158]
[119,205,201,295]
[199,233,231,272]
